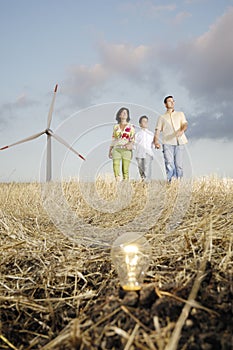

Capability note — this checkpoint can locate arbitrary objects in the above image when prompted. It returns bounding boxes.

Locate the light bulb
[111,232,151,291]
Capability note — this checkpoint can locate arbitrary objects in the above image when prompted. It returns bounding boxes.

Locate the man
[135,115,154,181]
[153,96,188,182]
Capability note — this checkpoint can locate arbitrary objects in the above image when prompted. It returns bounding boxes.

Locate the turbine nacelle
[45,128,53,136]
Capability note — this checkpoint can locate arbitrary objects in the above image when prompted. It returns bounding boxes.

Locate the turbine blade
[51,133,85,160]
[0,131,45,150]
[47,84,58,129]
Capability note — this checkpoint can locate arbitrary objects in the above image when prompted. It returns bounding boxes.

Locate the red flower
[125,127,131,132]
[122,133,129,139]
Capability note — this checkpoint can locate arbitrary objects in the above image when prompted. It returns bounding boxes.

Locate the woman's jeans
[136,154,153,181]
[162,144,184,182]
[112,148,132,180]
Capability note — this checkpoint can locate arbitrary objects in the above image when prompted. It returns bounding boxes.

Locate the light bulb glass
[111,232,151,291]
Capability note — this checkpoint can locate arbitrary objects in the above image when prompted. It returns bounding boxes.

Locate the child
[135,116,154,181]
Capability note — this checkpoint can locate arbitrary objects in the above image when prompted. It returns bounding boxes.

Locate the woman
[109,107,135,181]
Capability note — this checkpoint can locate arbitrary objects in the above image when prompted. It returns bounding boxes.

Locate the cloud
[173,11,191,25]
[0,94,38,126]
[119,1,176,17]
[62,42,153,106]
[62,63,110,105]
[62,7,233,140]
[99,42,149,75]
[149,3,176,14]
[169,7,233,101]
[155,7,233,140]
[184,0,207,4]
[187,108,233,141]
[2,93,37,110]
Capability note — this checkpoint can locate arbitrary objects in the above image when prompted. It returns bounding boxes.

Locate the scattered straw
[0,177,232,349]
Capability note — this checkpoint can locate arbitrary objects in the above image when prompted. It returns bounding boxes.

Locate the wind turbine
[0,84,85,181]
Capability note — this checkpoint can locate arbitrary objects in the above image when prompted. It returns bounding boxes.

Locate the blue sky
[0,0,233,182]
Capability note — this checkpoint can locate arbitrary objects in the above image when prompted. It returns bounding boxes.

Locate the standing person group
[109,97,188,182]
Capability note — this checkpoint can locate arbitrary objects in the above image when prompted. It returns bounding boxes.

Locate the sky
[0,0,233,182]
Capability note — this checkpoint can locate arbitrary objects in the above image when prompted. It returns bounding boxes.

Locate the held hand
[108,150,113,159]
[154,142,161,149]
[176,130,184,137]
[125,143,133,150]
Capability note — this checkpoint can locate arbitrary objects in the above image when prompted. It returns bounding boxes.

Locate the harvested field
[0,177,232,350]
